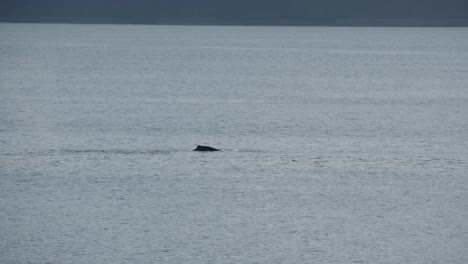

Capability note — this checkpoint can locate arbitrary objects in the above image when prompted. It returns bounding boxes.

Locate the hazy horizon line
[2,17,468,27]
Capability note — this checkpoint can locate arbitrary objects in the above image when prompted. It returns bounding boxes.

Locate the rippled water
[1,23,467,264]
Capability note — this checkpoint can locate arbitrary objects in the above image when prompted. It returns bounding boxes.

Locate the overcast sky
[1,0,468,26]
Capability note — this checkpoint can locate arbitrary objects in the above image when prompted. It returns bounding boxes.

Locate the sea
[0,23,467,264]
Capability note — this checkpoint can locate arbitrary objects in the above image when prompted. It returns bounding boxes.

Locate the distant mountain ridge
[1,0,468,26]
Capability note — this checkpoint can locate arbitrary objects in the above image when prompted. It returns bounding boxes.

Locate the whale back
[193,145,221,152]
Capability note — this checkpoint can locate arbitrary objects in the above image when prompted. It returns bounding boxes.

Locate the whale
[193,145,221,152]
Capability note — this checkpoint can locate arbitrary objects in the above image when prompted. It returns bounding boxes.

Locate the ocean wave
[3,149,172,156]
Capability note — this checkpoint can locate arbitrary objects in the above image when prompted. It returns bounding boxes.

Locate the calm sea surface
[0,23,467,264]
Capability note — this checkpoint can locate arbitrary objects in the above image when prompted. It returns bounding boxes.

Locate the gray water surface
[1,23,467,264]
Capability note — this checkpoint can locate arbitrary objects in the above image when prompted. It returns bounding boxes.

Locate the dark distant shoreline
[1,17,468,27]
